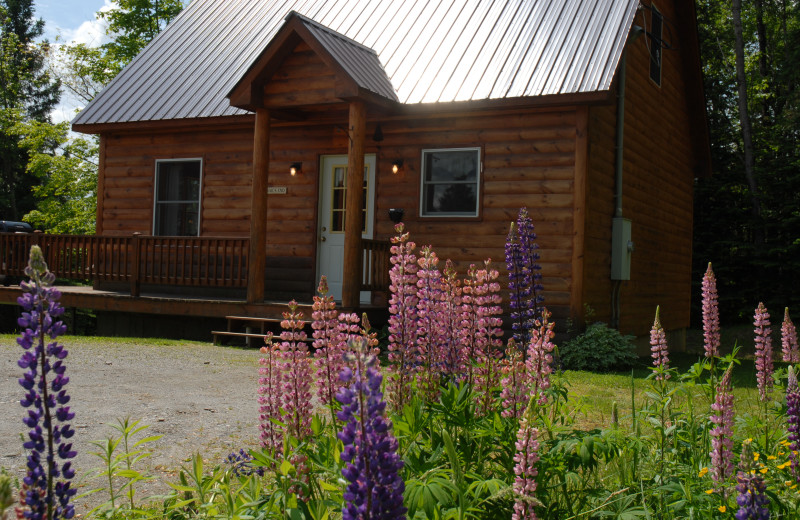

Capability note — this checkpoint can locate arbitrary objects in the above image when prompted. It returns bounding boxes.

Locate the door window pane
[153,160,202,236]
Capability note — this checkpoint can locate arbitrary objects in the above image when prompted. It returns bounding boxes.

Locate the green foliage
[560,322,639,372]
[0,468,16,519]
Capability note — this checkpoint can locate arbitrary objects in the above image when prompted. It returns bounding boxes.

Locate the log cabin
[0,0,709,342]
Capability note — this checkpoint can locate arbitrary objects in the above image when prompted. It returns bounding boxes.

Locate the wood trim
[342,100,366,308]
[571,106,589,327]
[247,108,270,303]
[73,114,255,134]
[96,134,107,235]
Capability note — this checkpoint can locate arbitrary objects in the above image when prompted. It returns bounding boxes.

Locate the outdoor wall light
[391,159,404,174]
[289,162,302,176]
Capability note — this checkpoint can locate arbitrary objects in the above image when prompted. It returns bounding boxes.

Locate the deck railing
[1,232,391,298]
[1,233,249,295]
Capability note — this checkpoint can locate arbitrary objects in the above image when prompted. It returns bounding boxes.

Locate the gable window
[420,148,480,217]
[153,159,202,236]
[649,4,663,86]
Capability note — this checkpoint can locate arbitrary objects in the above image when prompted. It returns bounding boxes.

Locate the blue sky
[37,0,110,45]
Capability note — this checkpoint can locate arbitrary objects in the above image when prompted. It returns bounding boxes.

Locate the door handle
[320,236,326,242]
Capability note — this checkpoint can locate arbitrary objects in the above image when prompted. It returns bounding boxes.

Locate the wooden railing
[361,238,390,292]
[0,233,249,295]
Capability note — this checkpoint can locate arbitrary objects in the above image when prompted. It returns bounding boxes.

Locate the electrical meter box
[611,217,633,280]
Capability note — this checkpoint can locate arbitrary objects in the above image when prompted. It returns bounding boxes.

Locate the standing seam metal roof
[72,0,640,126]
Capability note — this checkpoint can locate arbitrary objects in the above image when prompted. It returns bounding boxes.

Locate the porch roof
[72,0,640,128]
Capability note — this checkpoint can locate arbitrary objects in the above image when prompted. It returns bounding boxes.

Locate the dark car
[1,220,34,285]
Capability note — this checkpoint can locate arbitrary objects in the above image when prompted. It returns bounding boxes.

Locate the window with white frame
[153,159,202,236]
[420,148,480,217]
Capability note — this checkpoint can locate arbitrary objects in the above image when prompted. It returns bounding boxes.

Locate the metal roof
[73,0,640,127]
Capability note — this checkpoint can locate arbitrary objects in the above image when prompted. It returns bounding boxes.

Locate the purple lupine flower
[735,472,770,520]
[226,449,266,477]
[386,223,418,411]
[702,263,721,358]
[754,303,774,402]
[312,276,344,406]
[16,246,77,520]
[781,308,799,364]
[258,334,283,457]
[336,339,406,520]
[787,366,800,481]
[650,306,670,381]
[710,367,735,485]
[416,245,444,402]
[526,310,555,407]
[512,406,540,520]
[505,208,543,347]
[500,341,527,420]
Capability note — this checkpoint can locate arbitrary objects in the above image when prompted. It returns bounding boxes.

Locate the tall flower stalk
[505,208,543,347]
[466,261,504,413]
[512,404,540,520]
[336,339,406,520]
[258,334,283,458]
[710,367,735,487]
[416,245,444,402]
[500,341,527,420]
[702,263,721,359]
[526,310,555,408]
[386,223,418,411]
[438,259,465,381]
[16,245,77,520]
[311,277,343,411]
[781,307,798,363]
[753,303,773,402]
[650,306,670,383]
[786,366,800,482]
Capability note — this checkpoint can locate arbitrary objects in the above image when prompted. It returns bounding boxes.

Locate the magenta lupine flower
[786,366,800,481]
[336,339,406,520]
[735,472,770,520]
[702,263,721,358]
[312,276,343,406]
[754,303,774,402]
[650,306,670,381]
[512,402,540,520]
[258,334,283,457]
[464,261,504,403]
[16,246,76,520]
[526,310,555,406]
[280,301,313,488]
[781,308,799,364]
[416,245,445,401]
[386,223,419,411]
[500,341,527,420]
[439,259,466,381]
[710,367,735,485]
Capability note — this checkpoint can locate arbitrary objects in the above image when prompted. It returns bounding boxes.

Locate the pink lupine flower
[312,276,343,406]
[416,245,444,402]
[782,307,799,364]
[500,341,527,420]
[258,333,283,457]
[512,402,540,520]
[439,259,467,381]
[358,312,381,361]
[702,263,721,358]
[710,367,735,484]
[754,302,774,402]
[386,223,418,411]
[526,310,555,406]
[650,306,670,381]
[786,366,800,481]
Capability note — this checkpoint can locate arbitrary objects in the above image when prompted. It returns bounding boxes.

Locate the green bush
[560,322,639,372]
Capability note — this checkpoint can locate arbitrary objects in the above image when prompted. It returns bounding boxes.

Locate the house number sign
[268,186,287,195]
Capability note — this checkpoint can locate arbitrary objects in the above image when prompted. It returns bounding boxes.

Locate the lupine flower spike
[781,308,799,364]
[386,223,418,411]
[416,245,444,402]
[753,303,774,402]
[16,246,77,520]
[258,333,283,458]
[312,276,343,407]
[710,367,735,485]
[650,306,670,381]
[526,309,555,407]
[505,207,543,347]
[512,395,541,520]
[735,463,770,520]
[702,263,720,359]
[786,366,800,482]
[336,338,406,520]
[500,340,528,420]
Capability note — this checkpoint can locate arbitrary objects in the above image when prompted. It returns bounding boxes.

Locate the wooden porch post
[342,100,366,308]
[247,108,270,303]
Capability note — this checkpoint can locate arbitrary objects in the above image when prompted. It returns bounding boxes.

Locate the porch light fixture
[391,159,404,174]
[289,162,302,176]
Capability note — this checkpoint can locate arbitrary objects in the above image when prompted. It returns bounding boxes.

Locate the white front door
[317,154,376,302]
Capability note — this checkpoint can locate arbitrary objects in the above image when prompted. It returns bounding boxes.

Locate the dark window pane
[424,150,478,182]
[423,184,477,215]
[154,160,202,236]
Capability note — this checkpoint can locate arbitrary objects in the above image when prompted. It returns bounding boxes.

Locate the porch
[0,232,390,328]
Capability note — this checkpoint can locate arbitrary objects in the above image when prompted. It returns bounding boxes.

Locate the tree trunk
[732,0,764,243]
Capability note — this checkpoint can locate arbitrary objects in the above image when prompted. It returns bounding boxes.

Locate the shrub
[560,322,639,372]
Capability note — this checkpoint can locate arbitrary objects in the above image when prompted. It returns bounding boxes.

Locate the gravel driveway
[0,334,265,515]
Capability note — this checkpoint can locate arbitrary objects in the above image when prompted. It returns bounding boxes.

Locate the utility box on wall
[611,217,633,280]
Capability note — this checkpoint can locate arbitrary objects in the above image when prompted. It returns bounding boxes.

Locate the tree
[0,0,60,220]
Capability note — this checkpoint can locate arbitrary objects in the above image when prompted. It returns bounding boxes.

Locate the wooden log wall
[584,0,698,335]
